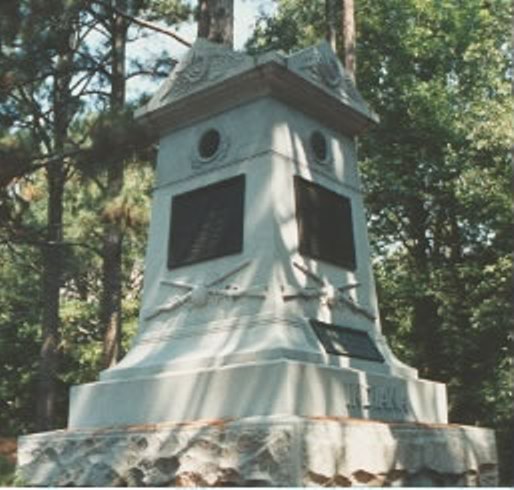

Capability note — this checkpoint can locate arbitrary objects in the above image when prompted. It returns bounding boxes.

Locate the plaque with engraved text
[294,176,356,270]
[311,320,384,362]
[168,175,245,268]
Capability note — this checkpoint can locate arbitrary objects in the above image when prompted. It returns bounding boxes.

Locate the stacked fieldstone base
[18,416,497,487]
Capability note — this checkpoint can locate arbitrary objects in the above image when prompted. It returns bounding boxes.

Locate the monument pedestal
[18,416,497,487]
[68,359,448,429]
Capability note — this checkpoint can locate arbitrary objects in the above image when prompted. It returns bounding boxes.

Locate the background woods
[0,0,190,433]
[248,0,512,482]
[0,0,512,485]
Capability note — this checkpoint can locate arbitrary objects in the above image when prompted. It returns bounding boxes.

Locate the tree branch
[0,147,89,187]
[1,240,42,275]
[2,235,103,256]
[89,0,192,47]
[16,87,54,153]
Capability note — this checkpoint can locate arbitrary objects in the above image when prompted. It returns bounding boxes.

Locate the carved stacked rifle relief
[17,40,498,487]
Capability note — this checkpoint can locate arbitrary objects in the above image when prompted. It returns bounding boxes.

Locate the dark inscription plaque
[294,176,356,271]
[168,175,245,268]
[310,320,385,362]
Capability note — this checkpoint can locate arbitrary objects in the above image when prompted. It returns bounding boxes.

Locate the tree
[324,0,355,80]
[96,0,130,369]
[341,0,355,81]
[0,0,100,430]
[247,0,512,483]
[86,0,190,368]
[197,0,234,46]
[0,0,190,428]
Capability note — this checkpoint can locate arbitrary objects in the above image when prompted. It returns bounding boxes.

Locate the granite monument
[17,39,498,487]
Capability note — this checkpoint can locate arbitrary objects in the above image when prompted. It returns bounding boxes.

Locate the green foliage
[247,0,325,54]
[0,0,181,438]
[0,242,41,435]
[0,0,511,484]
[57,163,153,389]
[143,0,192,23]
[0,455,16,486]
[76,107,155,177]
[0,160,153,433]
[249,0,512,484]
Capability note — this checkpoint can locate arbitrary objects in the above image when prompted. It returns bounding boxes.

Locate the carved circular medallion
[318,52,342,89]
[321,284,339,308]
[190,285,209,307]
[192,127,230,170]
[184,54,209,84]
[310,131,328,163]
[308,130,333,168]
[198,129,221,160]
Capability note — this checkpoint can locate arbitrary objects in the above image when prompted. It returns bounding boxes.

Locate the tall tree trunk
[197,0,233,47]
[325,0,338,51]
[36,40,73,431]
[100,2,127,369]
[341,0,356,82]
[37,163,65,430]
[405,197,443,379]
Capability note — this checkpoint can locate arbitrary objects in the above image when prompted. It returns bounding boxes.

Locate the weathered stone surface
[67,40,448,434]
[18,416,498,487]
[300,418,498,487]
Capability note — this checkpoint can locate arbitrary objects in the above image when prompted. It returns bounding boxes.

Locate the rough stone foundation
[17,416,498,487]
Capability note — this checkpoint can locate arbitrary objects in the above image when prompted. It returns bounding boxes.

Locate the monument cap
[135,39,379,136]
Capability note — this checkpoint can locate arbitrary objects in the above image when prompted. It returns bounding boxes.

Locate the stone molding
[153,148,363,195]
[301,127,336,173]
[71,359,447,428]
[135,312,306,345]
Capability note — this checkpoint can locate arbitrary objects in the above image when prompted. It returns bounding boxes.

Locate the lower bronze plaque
[310,320,384,362]
[168,175,245,268]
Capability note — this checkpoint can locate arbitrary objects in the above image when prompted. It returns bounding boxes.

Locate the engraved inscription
[168,175,245,268]
[311,320,384,362]
[294,176,356,271]
[345,382,408,413]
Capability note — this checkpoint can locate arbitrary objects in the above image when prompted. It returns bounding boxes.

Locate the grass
[0,455,16,486]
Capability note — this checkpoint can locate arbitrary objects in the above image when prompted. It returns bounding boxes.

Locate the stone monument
[18,40,498,486]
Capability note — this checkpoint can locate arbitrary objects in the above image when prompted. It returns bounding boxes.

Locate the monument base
[18,416,497,487]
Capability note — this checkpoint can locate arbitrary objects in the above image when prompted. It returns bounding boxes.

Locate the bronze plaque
[294,176,356,270]
[311,320,384,362]
[168,175,245,268]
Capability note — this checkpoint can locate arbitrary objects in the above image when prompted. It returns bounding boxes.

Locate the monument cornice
[136,58,378,138]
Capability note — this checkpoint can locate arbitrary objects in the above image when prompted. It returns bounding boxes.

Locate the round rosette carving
[317,51,342,89]
[192,126,230,170]
[306,129,334,169]
[184,54,209,83]
[167,53,210,98]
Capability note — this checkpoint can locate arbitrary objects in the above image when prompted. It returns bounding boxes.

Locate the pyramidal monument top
[136,39,378,135]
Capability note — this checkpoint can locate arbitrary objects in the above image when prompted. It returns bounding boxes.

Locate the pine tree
[197,0,234,46]
[0,0,95,430]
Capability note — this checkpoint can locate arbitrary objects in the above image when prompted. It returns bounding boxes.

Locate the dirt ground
[0,438,17,465]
